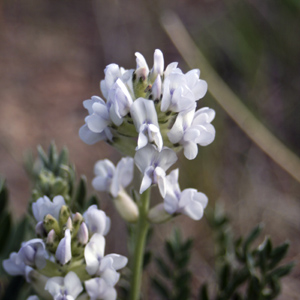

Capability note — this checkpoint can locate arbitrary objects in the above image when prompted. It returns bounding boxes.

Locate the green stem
[130,188,151,300]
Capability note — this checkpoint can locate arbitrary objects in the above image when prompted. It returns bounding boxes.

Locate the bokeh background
[0,0,300,298]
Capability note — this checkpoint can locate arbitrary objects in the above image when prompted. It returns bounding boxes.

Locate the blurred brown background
[0,0,300,298]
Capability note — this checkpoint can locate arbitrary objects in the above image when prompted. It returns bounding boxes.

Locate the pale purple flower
[163,169,208,220]
[92,157,134,198]
[83,205,111,236]
[160,69,207,113]
[130,98,163,151]
[84,233,128,286]
[134,144,177,195]
[3,239,47,279]
[85,277,117,300]
[45,271,83,300]
[55,229,72,265]
[32,195,65,222]
[168,107,216,160]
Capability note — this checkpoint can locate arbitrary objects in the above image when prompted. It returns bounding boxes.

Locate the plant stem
[130,188,151,300]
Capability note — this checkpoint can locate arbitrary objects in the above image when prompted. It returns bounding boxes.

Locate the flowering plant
[0,50,293,300]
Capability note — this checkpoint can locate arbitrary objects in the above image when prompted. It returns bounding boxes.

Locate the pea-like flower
[84,233,128,286]
[83,205,111,236]
[85,277,117,300]
[134,144,177,195]
[163,169,208,220]
[168,107,216,160]
[45,271,83,300]
[32,195,65,222]
[92,157,134,198]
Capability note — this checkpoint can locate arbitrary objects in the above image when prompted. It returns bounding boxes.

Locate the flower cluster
[3,195,127,300]
[80,49,214,222]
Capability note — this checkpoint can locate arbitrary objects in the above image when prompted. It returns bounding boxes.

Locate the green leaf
[219,263,231,290]
[155,257,172,278]
[243,223,264,253]
[37,145,49,169]
[0,212,12,253]
[268,262,295,278]
[73,176,87,210]
[152,278,171,299]
[143,251,152,269]
[268,242,290,270]
[0,178,8,214]
[199,284,209,300]
[165,240,175,261]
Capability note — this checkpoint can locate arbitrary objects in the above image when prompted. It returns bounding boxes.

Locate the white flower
[168,108,216,160]
[85,277,117,300]
[130,98,163,151]
[134,144,177,195]
[108,79,133,125]
[92,157,134,198]
[164,169,208,220]
[84,96,111,133]
[32,195,65,222]
[3,239,47,278]
[83,205,111,236]
[135,52,149,78]
[84,233,128,286]
[161,69,207,113]
[55,229,72,265]
[3,252,26,277]
[45,271,83,300]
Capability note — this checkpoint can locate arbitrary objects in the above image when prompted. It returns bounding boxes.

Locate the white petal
[164,193,179,215]
[183,141,198,160]
[86,114,109,133]
[79,125,105,145]
[105,254,128,270]
[85,234,106,275]
[84,206,110,236]
[110,157,134,197]
[153,49,164,76]
[157,148,178,171]
[135,52,149,75]
[64,271,83,299]
[139,168,153,194]
[55,229,72,265]
[134,145,156,173]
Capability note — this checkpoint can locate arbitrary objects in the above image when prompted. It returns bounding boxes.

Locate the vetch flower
[32,195,65,222]
[92,157,134,198]
[45,271,83,300]
[168,107,216,160]
[130,98,163,151]
[84,233,128,286]
[83,205,111,236]
[163,169,208,220]
[134,144,177,195]
[85,277,117,300]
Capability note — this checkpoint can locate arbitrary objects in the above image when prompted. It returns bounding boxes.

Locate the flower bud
[46,229,59,252]
[44,214,61,235]
[113,190,139,223]
[35,221,46,238]
[148,203,172,223]
[55,229,72,265]
[59,205,71,227]
[77,222,89,245]
[65,217,73,231]
[72,212,84,236]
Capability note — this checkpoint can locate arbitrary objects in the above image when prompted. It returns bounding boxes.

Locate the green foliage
[200,206,295,300]
[0,179,29,300]
[152,229,193,300]
[25,142,98,213]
